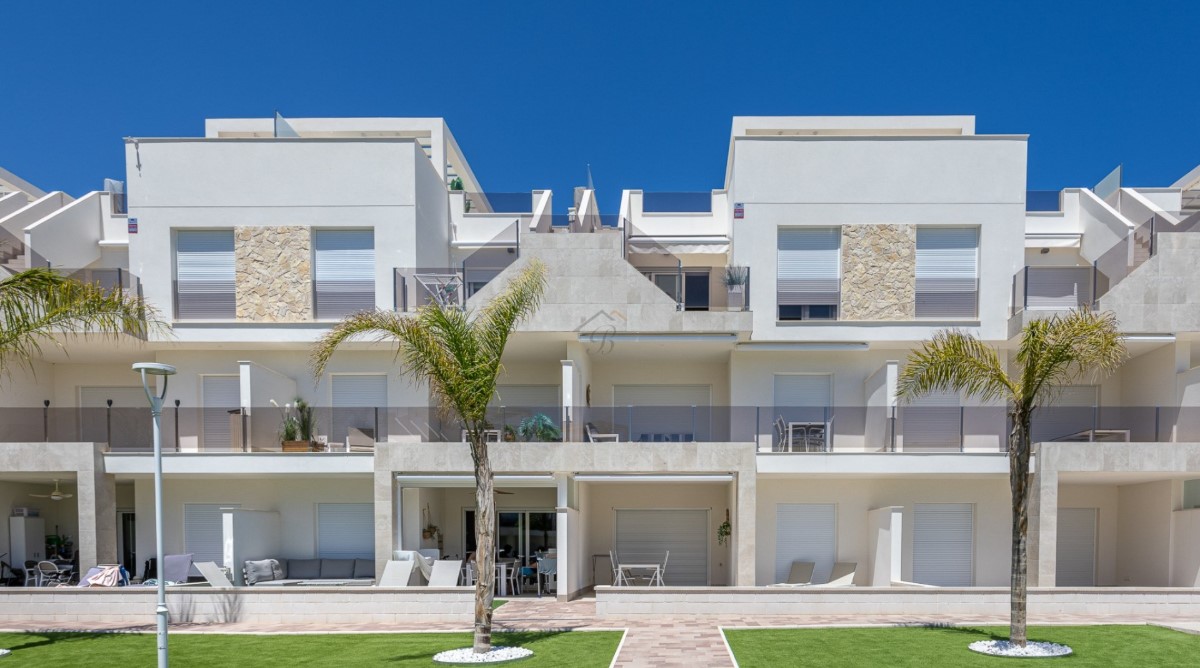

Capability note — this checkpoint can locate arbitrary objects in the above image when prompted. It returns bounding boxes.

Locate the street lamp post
[133,362,176,668]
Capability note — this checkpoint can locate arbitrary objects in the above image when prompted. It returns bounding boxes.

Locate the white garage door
[1056,507,1097,586]
[775,503,836,583]
[615,509,708,585]
[913,503,974,586]
[80,386,152,449]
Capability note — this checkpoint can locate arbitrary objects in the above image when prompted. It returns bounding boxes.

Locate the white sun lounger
[769,560,815,587]
[428,560,462,587]
[378,559,416,587]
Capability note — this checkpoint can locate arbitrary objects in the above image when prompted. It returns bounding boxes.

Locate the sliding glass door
[465,510,557,561]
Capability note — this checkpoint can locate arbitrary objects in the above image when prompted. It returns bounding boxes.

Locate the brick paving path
[1,595,1191,666]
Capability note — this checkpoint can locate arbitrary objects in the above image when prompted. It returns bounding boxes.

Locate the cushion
[272,559,286,580]
[287,559,321,580]
[353,559,375,579]
[243,559,277,585]
[320,559,355,579]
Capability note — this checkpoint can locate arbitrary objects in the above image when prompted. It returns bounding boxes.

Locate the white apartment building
[1,115,1199,606]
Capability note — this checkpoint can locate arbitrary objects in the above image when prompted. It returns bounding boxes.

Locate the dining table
[617,563,662,586]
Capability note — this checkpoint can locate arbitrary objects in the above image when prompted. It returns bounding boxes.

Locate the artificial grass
[723,625,1200,667]
[0,630,621,667]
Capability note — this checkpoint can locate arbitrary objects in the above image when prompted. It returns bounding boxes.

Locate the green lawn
[0,630,622,667]
[724,625,1200,667]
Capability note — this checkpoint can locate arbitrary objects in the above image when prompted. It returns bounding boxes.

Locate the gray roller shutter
[1056,507,1097,586]
[331,374,388,444]
[615,509,708,585]
[900,390,961,451]
[175,230,235,319]
[1025,267,1093,310]
[912,503,974,586]
[773,374,832,427]
[314,229,375,319]
[774,503,836,583]
[183,503,239,576]
[201,376,240,451]
[777,227,840,306]
[916,227,978,318]
[317,503,375,559]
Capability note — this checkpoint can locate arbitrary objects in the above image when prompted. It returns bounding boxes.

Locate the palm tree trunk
[470,433,496,654]
[1008,410,1032,647]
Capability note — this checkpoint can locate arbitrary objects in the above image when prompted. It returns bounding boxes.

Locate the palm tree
[897,309,1125,647]
[311,260,547,654]
[0,268,160,376]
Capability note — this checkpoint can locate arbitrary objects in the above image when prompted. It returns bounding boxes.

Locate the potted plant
[724,266,748,310]
[421,506,441,541]
[517,413,561,442]
[717,509,732,546]
[502,425,517,442]
[274,398,315,452]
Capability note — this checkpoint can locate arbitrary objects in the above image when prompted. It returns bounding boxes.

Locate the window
[777,227,840,320]
[643,270,712,310]
[175,230,235,319]
[916,227,979,318]
[314,229,375,319]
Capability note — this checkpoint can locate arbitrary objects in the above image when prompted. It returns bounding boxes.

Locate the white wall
[25,191,103,270]
[226,509,282,585]
[755,476,1011,586]
[729,135,1028,342]
[1170,508,1200,586]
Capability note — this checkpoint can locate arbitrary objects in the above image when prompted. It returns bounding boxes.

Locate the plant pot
[726,286,745,310]
[281,440,313,453]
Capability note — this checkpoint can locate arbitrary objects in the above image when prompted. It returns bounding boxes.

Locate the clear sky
[2,1,1197,212]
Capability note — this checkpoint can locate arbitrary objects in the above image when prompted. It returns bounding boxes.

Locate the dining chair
[36,561,67,587]
[653,551,670,586]
[536,558,557,597]
[22,561,37,587]
[608,550,625,586]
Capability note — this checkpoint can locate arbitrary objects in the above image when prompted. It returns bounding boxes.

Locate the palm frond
[897,329,1015,404]
[1019,309,1126,407]
[0,268,164,376]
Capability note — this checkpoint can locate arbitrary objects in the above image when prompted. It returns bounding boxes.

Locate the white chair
[651,551,669,586]
[774,416,788,451]
[193,561,234,588]
[36,561,68,587]
[813,562,857,587]
[586,423,620,443]
[608,550,626,586]
[379,560,416,587]
[428,560,462,587]
[536,557,557,597]
[503,560,521,595]
[22,561,37,587]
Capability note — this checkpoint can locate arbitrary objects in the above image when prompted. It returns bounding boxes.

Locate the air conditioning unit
[11,507,39,517]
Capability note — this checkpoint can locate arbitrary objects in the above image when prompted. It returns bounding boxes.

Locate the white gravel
[0,649,9,658]
[432,646,533,664]
[968,640,1073,658]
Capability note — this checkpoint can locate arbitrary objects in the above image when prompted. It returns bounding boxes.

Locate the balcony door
[464,510,557,561]
[612,384,711,441]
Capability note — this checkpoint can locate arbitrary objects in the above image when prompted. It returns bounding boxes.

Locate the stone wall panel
[235,226,312,322]
[840,224,916,321]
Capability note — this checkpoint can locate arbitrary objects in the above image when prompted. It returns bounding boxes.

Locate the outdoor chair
[769,560,815,587]
[774,416,788,452]
[346,427,375,453]
[813,562,857,587]
[427,560,462,587]
[504,560,521,595]
[379,560,416,587]
[194,561,235,588]
[536,557,557,597]
[36,561,69,587]
[608,550,626,586]
[161,553,194,584]
[585,423,620,443]
[22,561,37,587]
[651,551,669,586]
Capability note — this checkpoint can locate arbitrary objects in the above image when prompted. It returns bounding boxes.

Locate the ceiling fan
[30,480,74,502]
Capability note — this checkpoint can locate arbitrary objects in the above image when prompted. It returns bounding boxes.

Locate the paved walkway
[1,596,1193,667]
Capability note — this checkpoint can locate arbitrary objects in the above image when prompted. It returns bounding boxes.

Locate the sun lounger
[428,560,462,586]
[378,559,416,587]
[769,560,815,587]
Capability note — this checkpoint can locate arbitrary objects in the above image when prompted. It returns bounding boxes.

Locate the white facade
[1,116,1199,601]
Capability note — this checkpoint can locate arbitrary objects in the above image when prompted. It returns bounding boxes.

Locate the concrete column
[75,445,117,574]
[1029,464,1058,587]
[373,465,395,580]
[555,474,570,600]
[734,469,756,585]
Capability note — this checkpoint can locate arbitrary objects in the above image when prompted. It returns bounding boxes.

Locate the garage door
[913,503,974,586]
[80,386,152,450]
[1056,508,1097,586]
[615,509,708,585]
[613,385,711,441]
[775,503,836,583]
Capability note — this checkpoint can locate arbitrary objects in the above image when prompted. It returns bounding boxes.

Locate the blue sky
[3,1,1197,212]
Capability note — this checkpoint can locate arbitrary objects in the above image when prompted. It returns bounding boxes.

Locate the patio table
[617,563,662,586]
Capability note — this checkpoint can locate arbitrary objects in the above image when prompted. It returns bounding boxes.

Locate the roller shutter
[314,229,375,319]
[1056,508,1097,586]
[916,227,978,318]
[175,230,235,319]
[317,503,375,559]
[912,503,974,586]
[774,503,837,583]
[615,509,708,585]
[777,227,840,306]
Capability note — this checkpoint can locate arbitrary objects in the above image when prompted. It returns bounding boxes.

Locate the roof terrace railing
[642,192,713,213]
[1025,190,1063,212]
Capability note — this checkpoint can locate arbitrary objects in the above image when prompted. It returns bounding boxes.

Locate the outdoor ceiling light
[572,474,734,483]
[735,342,869,351]
[576,333,737,344]
[1119,334,1176,342]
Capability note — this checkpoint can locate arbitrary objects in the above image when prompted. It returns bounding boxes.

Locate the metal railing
[6,404,1190,453]
[1012,266,1095,314]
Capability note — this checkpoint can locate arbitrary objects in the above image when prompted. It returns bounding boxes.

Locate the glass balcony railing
[4,405,1190,453]
[462,192,535,214]
[1026,190,1062,212]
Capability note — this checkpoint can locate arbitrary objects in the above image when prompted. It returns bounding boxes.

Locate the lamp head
[132,362,177,376]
